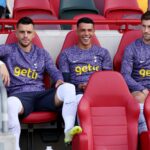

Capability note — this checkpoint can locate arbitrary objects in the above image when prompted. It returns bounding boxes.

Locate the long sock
[56,83,77,133]
[7,96,23,150]
[76,94,83,104]
[138,103,148,134]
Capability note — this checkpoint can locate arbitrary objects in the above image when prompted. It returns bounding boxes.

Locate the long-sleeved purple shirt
[0,43,63,95]
[121,38,150,92]
[59,45,112,85]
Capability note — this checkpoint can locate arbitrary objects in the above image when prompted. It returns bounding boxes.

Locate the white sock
[76,94,83,104]
[8,96,23,150]
[138,103,148,134]
[56,83,77,133]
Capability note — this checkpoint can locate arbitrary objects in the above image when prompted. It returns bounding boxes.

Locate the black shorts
[11,88,60,118]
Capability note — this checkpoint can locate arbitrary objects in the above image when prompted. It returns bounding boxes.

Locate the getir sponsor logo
[139,69,150,77]
[14,66,38,79]
[75,64,99,75]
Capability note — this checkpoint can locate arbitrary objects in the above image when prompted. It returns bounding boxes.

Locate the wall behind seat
[0,30,122,62]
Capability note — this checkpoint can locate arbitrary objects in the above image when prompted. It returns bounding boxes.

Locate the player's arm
[44,51,64,86]
[58,52,71,83]
[0,45,11,86]
[121,46,145,92]
[0,61,10,86]
[101,48,113,70]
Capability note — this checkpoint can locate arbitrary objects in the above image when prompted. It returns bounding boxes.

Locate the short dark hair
[17,17,34,28]
[141,11,150,21]
[77,17,94,28]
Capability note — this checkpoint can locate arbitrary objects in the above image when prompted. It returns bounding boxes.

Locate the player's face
[16,24,35,49]
[141,20,150,44]
[77,23,95,49]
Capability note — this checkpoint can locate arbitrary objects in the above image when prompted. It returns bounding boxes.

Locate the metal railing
[0,19,141,33]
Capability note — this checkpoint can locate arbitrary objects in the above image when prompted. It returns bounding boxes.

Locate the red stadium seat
[104,0,143,29]
[59,0,98,29]
[5,32,58,150]
[49,0,60,17]
[113,30,150,150]
[5,32,43,48]
[61,30,100,51]
[144,94,150,133]
[13,0,60,30]
[113,30,142,72]
[56,30,100,65]
[140,94,150,150]
[93,0,105,15]
[13,0,56,18]
[72,71,139,150]
[72,14,109,30]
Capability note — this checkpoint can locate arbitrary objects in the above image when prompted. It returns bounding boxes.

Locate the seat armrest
[72,133,88,150]
[140,131,150,150]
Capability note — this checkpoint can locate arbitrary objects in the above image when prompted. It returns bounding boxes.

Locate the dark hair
[17,17,34,27]
[77,17,94,28]
[141,11,150,21]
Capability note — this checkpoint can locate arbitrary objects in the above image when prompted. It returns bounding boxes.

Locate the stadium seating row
[5,28,150,150]
[11,0,143,30]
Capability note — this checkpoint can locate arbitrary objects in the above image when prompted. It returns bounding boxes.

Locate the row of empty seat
[11,0,144,30]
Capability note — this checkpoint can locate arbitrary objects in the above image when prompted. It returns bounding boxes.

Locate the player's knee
[132,91,146,103]
[56,83,76,103]
[8,97,16,110]
[61,83,75,92]
[7,96,21,111]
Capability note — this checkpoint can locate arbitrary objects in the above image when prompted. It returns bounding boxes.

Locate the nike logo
[139,60,145,63]
[72,60,78,63]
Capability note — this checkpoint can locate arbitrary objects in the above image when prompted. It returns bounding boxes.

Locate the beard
[19,40,31,48]
[143,34,150,43]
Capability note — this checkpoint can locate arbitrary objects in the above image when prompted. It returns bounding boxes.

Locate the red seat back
[93,0,105,15]
[75,71,139,150]
[49,0,60,17]
[144,94,150,130]
[13,0,61,30]
[72,14,109,30]
[13,0,55,18]
[13,0,56,19]
[5,32,51,89]
[104,0,143,29]
[113,30,142,72]
[56,30,100,65]
[62,30,100,49]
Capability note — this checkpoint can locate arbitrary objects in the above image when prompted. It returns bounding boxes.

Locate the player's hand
[55,79,64,88]
[78,83,87,91]
[0,64,10,86]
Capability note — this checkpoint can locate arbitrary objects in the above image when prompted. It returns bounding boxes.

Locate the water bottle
[45,146,53,150]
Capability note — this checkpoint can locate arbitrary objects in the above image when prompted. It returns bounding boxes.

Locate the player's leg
[55,83,82,143]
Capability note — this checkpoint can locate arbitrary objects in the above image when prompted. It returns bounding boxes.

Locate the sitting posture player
[0,17,81,150]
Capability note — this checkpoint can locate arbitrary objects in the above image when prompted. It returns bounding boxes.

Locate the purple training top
[59,45,112,85]
[121,38,150,92]
[0,43,63,95]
